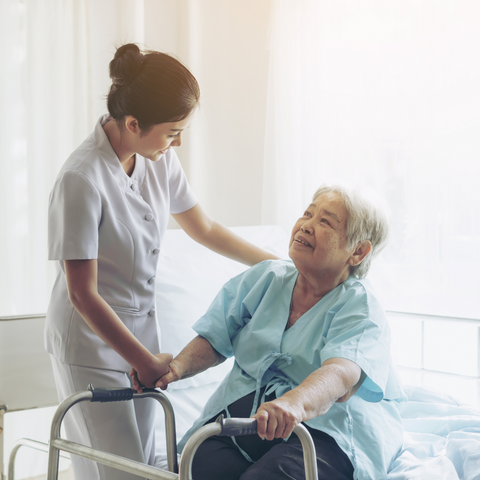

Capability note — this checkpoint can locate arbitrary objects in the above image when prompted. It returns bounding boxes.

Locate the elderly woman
[152,185,406,480]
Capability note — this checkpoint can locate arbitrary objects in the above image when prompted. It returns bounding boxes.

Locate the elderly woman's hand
[253,397,305,441]
[155,358,185,389]
[129,352,173,393]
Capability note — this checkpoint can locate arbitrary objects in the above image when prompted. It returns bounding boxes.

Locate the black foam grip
[89,386,134,403]
[219,418,258,436]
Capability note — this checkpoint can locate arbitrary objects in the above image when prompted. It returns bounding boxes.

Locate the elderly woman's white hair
[313,185,390,279]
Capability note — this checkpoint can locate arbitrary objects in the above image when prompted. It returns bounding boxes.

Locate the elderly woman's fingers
[282,415,297,439]
[254,403,285,440]
[253,409,269,439]
[265,412,278,441]
[254,398,303,440]
[155,361,182,389]
[155,370,174,389]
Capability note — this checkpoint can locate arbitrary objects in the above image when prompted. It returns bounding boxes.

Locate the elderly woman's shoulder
[340,276,388,320]
[238,258,295,283]
[254,258,295,273]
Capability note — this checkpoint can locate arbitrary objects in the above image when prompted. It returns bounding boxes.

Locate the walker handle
[216,414,258,436]
[87,384,135,402]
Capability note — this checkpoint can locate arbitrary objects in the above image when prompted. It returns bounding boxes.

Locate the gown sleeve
[320,281,393,402]
[193,261,275,359]
[48,170,102,260]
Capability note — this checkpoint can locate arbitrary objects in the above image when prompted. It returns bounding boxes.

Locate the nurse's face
[289,193,353,282]
[134,111,195,162]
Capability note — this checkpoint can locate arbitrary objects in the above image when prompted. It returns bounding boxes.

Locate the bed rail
[44,387,318,480]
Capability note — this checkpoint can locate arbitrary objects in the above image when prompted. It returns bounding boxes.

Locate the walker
[10,385,318,480]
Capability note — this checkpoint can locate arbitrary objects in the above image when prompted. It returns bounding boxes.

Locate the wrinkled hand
[252,397,305,441]
[155,358,185,390]
[129,353,173,393]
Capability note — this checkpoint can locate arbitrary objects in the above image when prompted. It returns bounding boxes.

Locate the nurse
[45,43,277,479]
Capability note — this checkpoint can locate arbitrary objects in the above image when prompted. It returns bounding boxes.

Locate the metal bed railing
[0,313,57,480]
[34,386,318,480]
[8,439,70,480]
[386,310,480,327]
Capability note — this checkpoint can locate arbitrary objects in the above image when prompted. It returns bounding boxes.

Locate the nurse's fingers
[133,378,143,393]
[129,369,144,393]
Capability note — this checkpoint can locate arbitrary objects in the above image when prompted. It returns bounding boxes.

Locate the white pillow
[155,225,289,389]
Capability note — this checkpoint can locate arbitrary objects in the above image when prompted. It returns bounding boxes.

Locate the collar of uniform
[93,115,146,192]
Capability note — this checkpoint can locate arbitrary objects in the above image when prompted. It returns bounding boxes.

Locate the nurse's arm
[155,335,226,389]
[64,259,172,388]
[172,204,279,266]
[253,357,363,441]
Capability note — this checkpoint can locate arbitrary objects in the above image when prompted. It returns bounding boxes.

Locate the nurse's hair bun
[107,43,200,132]
[109,43,145,88]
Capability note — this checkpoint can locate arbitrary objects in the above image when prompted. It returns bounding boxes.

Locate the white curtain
[0,0,92,316]
[0,0,148,318]
[263,0,480,319]
[0,1,147,478]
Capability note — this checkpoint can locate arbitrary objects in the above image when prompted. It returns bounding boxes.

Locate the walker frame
[10,386,318,480]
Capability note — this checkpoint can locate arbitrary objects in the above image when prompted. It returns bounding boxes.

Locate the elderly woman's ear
[348,240,372,267]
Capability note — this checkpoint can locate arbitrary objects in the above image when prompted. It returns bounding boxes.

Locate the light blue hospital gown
[179,260,407,480]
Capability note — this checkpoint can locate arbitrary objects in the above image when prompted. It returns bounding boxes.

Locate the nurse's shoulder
[51,117,121,209]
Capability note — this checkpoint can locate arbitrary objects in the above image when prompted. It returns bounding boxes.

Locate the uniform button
[152,248,160,255]
[144,213,154,221]
[148,309,156,317]
[130,183,138,192]
[148,277,155,285]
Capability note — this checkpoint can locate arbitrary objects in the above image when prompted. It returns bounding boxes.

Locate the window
[264,0,480,404]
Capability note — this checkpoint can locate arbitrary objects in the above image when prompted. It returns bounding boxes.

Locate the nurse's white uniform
[45,115,197,479]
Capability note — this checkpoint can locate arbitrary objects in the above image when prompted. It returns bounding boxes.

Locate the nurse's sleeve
[193,262,272,359]
[166,150,198,214]
[48,170,102,260]
[320,283,392,403]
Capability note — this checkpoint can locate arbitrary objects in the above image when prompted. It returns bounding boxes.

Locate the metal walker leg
[47,386,178,480]
[45,386,318,480]
[179,415,318,480]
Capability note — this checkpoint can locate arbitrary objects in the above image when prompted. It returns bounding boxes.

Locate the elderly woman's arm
[130,336,225,392]
[253,357,363,441]
[154,335,226,389]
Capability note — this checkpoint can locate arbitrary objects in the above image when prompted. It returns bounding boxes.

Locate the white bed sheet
[389,386,480,480]
[154,382,480,479]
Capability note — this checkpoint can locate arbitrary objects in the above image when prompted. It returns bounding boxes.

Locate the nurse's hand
[252,397,305,441]
[130,353,173,393]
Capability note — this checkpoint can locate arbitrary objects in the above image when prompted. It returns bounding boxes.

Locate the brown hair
[107,44,200,133]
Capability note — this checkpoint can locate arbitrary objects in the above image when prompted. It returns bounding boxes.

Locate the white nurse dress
[45,115,197,479]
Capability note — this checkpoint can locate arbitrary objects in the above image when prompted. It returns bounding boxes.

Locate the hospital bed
[3,225,480,480]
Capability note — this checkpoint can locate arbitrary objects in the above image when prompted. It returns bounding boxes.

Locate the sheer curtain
[0,1,146,477]
[0,0,92,316]
[0,0,148,317]
[263,0,480,319]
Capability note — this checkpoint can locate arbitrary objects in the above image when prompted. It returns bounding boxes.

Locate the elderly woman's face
[289,193,352,279]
